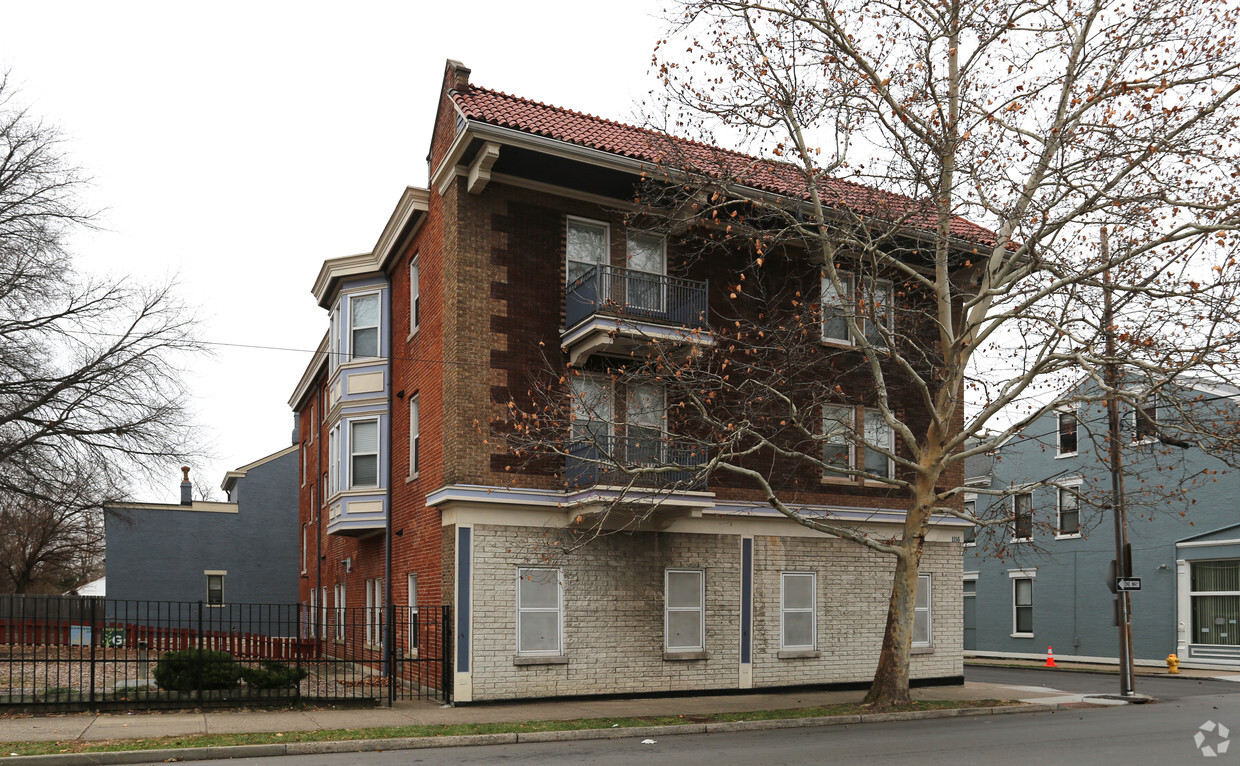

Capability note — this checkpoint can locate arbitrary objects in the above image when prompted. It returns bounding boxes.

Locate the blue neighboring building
[103,445,300,612]
[965,382,1240,670]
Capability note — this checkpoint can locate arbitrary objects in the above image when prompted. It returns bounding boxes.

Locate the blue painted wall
[103,447,300,610]
[967,391,1240,663]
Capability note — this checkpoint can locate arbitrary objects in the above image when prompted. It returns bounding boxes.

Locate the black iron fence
[566,264,710,330]
[567,435,708,490]
[0,595,450,711]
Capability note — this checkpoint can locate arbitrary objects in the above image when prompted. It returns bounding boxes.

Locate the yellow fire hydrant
[1167,653,1180,674]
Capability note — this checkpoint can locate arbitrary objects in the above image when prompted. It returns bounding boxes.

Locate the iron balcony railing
[566,435,708,491]
[566,265,710,330]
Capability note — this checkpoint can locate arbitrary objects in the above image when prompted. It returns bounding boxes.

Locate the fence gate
[384,604,452,703]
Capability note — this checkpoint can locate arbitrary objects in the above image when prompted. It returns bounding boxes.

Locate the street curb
[0,704,1063,766]
[964,661,1216,680]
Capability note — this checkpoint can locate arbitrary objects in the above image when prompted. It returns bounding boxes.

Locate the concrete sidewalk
[0,681,1059,746]
[965,656,1236,679]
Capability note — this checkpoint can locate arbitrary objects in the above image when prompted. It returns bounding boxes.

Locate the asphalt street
[171,666,1240,766]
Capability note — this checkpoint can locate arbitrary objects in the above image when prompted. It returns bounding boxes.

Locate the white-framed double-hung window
[913,574,932,646]
[821,271,854,344]
[780,572,816,651]
[1013,492,1034,541]
[334,583,346,641]
[570,374,613,445]
[1057,482,1081,537]
[1057,410,1078,456]
[1190,560,1240,648]
[566,217,609,285]
[350,419,380,489]
[349,293,380,360]
[822,406,893,481]
[365,577,384,646]
[408,394,420,478]
[665,569,705,652]
[516,567,562,655]
[409,256,420,335]
[625,231,666,312]
[1011,571,1035,637]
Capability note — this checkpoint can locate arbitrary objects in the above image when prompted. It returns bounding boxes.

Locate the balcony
[566,435,708,491]
[562,265,712,364]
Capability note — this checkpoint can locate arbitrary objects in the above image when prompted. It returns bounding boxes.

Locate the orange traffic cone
[1045,646,1057,667]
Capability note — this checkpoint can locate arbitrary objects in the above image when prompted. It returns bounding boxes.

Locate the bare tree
[503,0,1240,707]
[0,454,110,594]
[0,76,201,531]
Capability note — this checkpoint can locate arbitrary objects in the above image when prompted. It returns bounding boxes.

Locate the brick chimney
[180,466,192,505]
[446,59,470,92]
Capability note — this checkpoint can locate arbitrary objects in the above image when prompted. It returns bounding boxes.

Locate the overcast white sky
[1,0,666,502]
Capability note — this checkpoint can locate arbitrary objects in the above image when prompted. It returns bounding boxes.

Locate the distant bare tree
[0,74,202,508]
[0,455,110,594]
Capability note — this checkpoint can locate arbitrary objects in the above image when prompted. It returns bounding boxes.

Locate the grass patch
[0,699,1014,758]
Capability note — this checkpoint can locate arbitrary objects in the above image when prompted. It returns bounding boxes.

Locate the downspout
[384,289,395,705]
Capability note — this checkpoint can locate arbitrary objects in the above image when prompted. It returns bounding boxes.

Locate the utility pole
[1102,228,1137,697]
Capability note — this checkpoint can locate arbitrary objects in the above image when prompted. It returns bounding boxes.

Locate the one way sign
[1116,578,1142,591]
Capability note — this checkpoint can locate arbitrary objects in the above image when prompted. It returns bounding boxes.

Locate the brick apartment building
[288,60,977,702]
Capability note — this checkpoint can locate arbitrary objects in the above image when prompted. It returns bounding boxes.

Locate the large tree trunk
[863,544,923,707]
[864,467,937,708]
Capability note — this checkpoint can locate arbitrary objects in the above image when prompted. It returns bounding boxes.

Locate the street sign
[1116,577,1142,591]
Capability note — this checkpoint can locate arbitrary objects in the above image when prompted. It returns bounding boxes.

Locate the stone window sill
[513,655,568,666]
[777,649,821,659]
[663,651,710,661]
[911,646,934,655]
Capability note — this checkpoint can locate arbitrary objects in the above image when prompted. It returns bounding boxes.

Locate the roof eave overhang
[432,118,992,256]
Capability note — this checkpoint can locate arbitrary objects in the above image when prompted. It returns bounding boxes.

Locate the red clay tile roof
[452,85,998,247]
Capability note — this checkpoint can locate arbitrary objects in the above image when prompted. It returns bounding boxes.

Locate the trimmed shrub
[153,649,241,692]
[240,660,309,689]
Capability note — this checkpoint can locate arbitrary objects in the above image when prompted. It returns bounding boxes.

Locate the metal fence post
[89,597,99,710]
[196,600,203,706]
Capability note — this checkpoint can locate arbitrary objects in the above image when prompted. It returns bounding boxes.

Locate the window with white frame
[350,293,380,360]
[301,524,308,574]
[365,577,383,646]
[570,374,613,444]
[1190,560,1240,647]
[625,231,666,311]
[334,583,346,641]
[780,572,816,650]
[1057,484,1080,537]
[329,307,340,372]
[1013,492,1033,541]
[862,409,894,479]
[1057,410,1078,455]
[567,218,609,284]
[822,405,854,475]
[309,402,315,442]
[1013,576,1034,635]
[913,574,932,646]
[516,567,562,655]
[859,277,894,347]
[821,271,854,344]
[409,256,420,333]
[409,394,420,478]
[1134,400,1159,442]
[626,382,665,464]
[301,443,308,487]
[963,499,977,546]
[321,471,328,507]
[822,406,893,480]
[206,572,225,606]
[308,587,318,639]
[665,569,705,651]
[328,426,339,496]
[350,419,379,489]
